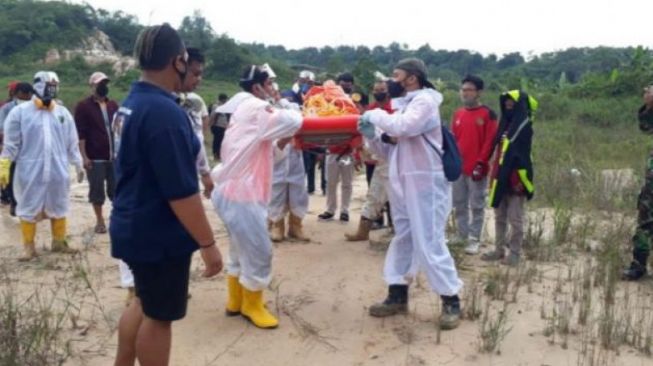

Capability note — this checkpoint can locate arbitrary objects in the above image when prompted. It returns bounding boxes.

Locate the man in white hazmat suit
[211,64,303,329]
[268,70,310,243]
[269,141,310,242]
[0,71,83,261]
[358,58,463,330]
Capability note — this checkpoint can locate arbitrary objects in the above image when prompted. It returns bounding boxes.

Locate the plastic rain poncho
[211,92,302,290]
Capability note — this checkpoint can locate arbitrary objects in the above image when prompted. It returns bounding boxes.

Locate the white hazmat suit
[269,144,309,222]
[363,89,463,297]
[1,100,82,222]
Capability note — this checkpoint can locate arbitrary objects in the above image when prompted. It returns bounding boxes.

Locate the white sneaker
[464,240,480,255]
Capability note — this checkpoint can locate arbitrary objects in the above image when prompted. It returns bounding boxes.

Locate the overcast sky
[77,0,652,56]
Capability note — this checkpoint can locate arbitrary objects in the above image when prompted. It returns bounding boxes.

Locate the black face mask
[387,80,405,98]
[96,83,109,97]
[342,86,353,94]
[41,84,58,106]
[373,92,388,102]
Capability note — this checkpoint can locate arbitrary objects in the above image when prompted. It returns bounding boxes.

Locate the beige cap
[89,72,110,86]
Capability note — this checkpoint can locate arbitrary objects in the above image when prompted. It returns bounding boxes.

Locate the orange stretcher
[293,114,362,150]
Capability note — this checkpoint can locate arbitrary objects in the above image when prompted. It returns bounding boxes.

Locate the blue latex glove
[357,114,376,139]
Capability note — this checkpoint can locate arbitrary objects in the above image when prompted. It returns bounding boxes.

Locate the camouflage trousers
[361,161,389,220]
[633,164,653,254]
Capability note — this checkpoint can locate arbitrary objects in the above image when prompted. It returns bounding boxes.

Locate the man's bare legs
[114,298,143,366]
[114,297,172,366]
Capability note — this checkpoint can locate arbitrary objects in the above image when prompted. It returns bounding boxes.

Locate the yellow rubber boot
[226,275,243,316]
[50,218,78,254]
[19,220,38,262]
[241,288,278,329]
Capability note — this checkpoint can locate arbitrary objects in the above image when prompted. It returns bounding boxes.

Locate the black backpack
[422,125,463,182]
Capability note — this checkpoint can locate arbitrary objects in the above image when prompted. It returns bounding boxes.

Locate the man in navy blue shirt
[110,24,223,366]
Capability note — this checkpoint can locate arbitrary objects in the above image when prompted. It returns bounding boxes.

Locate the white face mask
[15,99,28,105]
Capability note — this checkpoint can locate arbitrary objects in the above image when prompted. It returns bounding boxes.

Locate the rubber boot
[270,218,285,243]
[241,288,279,329]
[19,220,38,262]
[287,214,309,242]
[439,295,461,330]
[345,217,373,241]
[226,275,243,316]
[51,218,78,254]
[623,248,648,281]
[52,239,78,254]
[369,285,408,317]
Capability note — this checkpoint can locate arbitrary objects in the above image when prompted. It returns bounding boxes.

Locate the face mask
[462,97,478,108]
[16,99,28,105]
[373,92,388,102]
[342,86,353,94]
[96,83,109,97]
[300,83,311,94]
[387,79,405,98]
[255,84,275,104]
[41,83,58,106]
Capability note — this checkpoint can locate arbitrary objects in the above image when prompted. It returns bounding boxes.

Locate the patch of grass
[478,299,512,354]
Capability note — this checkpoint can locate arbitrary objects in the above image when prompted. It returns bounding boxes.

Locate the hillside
[1,0,652,95]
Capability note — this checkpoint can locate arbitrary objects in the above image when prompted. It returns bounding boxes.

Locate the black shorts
[127,255,192,321]
[87,161,115,205]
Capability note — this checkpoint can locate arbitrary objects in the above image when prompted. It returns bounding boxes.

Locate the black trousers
[0,162,17,209]
[211,125,226,160]
[365,163,376,187]
[303,149,326,193]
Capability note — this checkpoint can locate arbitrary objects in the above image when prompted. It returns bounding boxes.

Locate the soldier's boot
[369,285,408,317]
[623,247,648,281]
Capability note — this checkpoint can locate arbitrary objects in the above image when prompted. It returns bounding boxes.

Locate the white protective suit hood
[214,92,256,115]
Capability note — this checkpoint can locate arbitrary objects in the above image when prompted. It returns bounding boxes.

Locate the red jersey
[451,105,498,176]
[367,100,393,114]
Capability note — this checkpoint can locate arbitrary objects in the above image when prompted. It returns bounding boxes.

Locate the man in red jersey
[450,75,498,255]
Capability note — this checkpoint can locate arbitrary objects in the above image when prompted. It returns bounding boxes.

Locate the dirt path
[0,174,651,366]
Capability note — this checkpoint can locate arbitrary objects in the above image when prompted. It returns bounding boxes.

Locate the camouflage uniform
[625,105,653,279]
[361,160,389,220]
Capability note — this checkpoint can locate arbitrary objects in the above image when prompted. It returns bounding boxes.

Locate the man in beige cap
[358,58,463,330]
[74,71,119,233]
